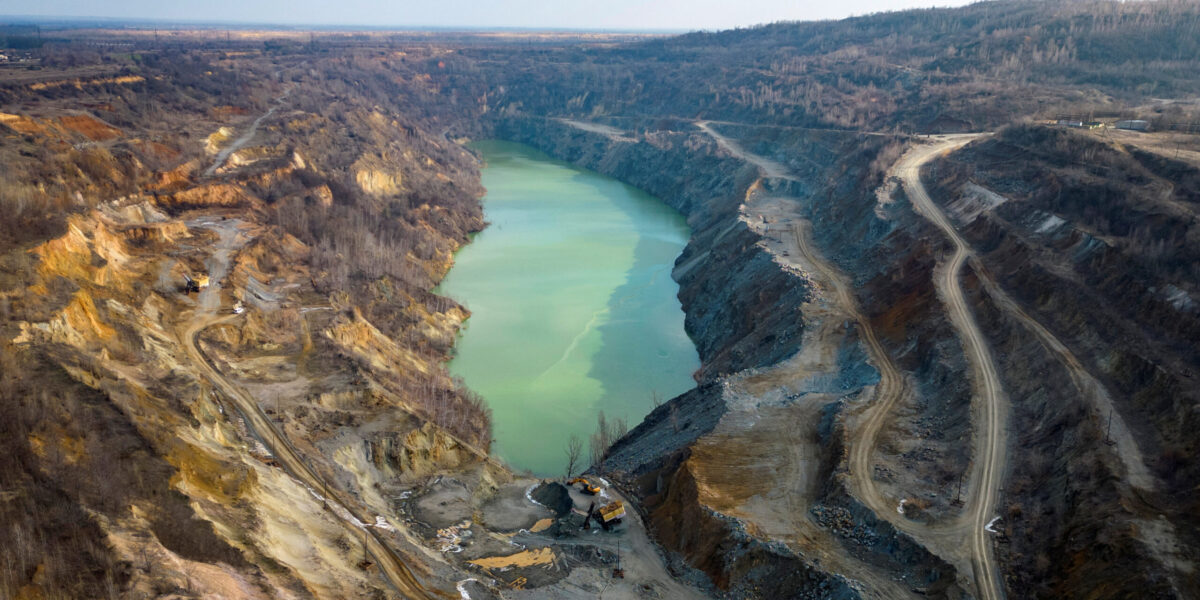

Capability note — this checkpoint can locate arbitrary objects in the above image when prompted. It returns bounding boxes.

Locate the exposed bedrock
[490,116,969,597]
[492,117,810,379]
[924,127,1200,598]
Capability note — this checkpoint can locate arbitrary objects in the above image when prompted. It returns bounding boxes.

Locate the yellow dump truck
[598,501,625,529]
[183,274,210,294]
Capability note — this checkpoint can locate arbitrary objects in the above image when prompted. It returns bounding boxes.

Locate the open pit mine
[2,2,1200,599]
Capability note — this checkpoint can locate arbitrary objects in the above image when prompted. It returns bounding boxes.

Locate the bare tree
[564,434,582,480]
[613,417,628,441]
[589,410,609,466]
[588,411,630,466]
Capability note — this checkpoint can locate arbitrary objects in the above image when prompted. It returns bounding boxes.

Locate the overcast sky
[2,0,975,31]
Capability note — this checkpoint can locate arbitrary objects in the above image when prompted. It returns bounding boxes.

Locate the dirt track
[179,218,441,599]
[743,197,923,600]
[204,86,293,177]
[694,122,1010,598]
[897,135,1007,600]
[556,118,637,143]
[695,121,797,181]
[688,131,933,596]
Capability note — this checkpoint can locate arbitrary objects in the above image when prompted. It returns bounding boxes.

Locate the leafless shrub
[589,410,629,466]
[564,434,582,479]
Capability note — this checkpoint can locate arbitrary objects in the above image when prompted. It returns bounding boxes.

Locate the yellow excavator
[568,477,601,495]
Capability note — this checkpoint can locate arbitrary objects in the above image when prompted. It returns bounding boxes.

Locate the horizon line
[0,14,696,35]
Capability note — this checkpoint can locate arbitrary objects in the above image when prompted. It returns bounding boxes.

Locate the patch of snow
[525,484,547,508]
[252,439,272,457]
[303,485,366,529]
[947,183,1009,224]
[456,579,478,600]
[372,516,395,532]
[596,477,612,501]
[1071,235,1109,262]
[1035,213,1067,234]
[897,499,908,515]
[985,516,1002,534]
[1164,285,1197,312]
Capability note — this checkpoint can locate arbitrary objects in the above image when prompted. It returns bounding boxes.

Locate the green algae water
[436,140,699,476]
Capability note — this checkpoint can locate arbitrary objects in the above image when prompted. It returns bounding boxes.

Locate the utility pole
[1105,409,1115,446]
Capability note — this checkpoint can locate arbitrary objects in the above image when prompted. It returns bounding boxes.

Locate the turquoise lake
[435,140,699,476]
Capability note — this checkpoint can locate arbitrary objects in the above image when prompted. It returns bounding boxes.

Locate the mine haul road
[179,219,439,600]
[204,85,293,178]
[897,134,1007,600]
[689,117,1006,599]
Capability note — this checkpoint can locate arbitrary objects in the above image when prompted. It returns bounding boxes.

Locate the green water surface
[435,140,699,476]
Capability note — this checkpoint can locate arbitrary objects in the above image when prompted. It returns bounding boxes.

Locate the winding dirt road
[696,122,1009,598]
[204,86,293,178]
[897,135,1007,600]
[792,220,912,525]
[971,264,1155,491]
[695,121,797,181]
[692,123,988,596]
[180,219,440,600]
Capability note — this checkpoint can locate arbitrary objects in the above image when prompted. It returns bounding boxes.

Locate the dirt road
[897,135,1007,600]
[695,121,797,180]
[180,218,440,599]
[703,124,1008,598]
[556,118,637,143]
[745,200,923,600]
[715,127,1008,600]
[971,264,1156,491]
[791,218,912,525]
[204,86,293,177]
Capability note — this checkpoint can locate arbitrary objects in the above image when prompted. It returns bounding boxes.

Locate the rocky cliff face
[0,48,499,599]
[7,13,1200,599]
[490,116,971,598]
[493,117,811,379]
[488,110,1200,599]
[1,45,725,600]
[924,126,1200,597]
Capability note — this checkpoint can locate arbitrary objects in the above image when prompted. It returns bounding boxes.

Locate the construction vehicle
[568,477,601,495]
[183,274,210,294]
[597,500,626,530]
[581,500,626,531]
